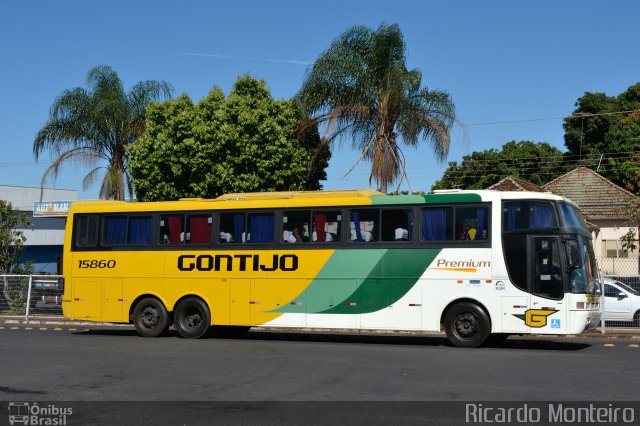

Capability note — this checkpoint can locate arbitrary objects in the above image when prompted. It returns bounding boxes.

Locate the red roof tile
[542,167,637,220]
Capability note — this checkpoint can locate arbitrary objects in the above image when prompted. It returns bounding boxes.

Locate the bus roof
[68,189,572,213]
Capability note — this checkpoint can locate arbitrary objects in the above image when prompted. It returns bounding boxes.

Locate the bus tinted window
[312,211,341,242]
[421,207,453,241]
[282,211,310,243]
[456,206,489,241]
[75,215,99,248]
[159,214,184,245]
[128,216,153,245]
[219,213,246,243]
[282,210,341,243]
[248,213,275,243]
[503,201,557,230]
[187,215,212,244]
[381,209,413,241]
[559,203,588,230]
[104,216,127,245]
[349,209,379,242]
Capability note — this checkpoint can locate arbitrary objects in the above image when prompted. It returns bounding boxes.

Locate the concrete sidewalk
[2,314,639,340]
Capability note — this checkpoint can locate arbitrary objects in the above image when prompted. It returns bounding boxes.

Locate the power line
[466,109,640,126]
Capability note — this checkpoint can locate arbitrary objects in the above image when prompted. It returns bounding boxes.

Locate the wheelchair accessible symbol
[551,319,561,329]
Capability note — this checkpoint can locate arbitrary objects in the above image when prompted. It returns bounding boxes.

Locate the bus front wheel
[133,298,170,338]
[444,302,491,348]
[174,297,211,339]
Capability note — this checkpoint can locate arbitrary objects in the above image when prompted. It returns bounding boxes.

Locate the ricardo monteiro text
[178,254,299,272]
[465,403,635,423]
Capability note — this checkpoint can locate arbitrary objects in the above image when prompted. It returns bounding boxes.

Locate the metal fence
[0,274,63,318]
[597,257,639,276]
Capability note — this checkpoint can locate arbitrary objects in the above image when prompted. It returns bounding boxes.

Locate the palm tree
[33,65,173,200]
[296,23,456,193]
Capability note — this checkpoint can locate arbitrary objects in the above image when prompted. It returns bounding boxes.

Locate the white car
[602,277,640,326]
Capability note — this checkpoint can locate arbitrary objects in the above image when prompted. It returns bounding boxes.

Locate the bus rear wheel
[444,302,491,348]
[174,297,211,339]
[133,298,169,338]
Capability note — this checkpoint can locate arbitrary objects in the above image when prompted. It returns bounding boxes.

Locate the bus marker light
[290,302,302,305]
[457,280,463,284]
[485,280,492,283]
[576,302,585,309]
[249,301,260,305]
[409,304,422,307]
[344,302,356,307]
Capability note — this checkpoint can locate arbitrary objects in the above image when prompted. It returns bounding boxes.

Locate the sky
[0,1,638,200]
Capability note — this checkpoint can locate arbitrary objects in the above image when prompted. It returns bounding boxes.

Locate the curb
[2,315,640,339]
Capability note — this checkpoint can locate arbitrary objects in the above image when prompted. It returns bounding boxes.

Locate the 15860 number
[78,260,116,269]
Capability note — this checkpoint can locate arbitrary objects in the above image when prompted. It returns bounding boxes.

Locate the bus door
[527,236,568,333]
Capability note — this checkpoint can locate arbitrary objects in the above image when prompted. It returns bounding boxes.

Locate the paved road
[1,326,638,402]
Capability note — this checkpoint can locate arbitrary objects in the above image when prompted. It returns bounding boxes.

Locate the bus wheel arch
[131,296,170,338]
[173,295,211,339]
[441,299,492,348]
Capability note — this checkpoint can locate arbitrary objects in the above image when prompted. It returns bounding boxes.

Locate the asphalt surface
[1,319,639,424]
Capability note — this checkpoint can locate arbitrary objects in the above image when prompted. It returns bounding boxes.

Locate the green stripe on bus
[273,250,386,313]
[370,193,482,205]
[318,248,439,314]
[274,248,440,315]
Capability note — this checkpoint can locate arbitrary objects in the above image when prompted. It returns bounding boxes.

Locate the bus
[62,189,601,347]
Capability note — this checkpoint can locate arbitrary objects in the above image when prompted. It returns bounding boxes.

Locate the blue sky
[0,1,638,199]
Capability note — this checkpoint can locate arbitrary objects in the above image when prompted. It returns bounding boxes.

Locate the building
[0,185,77,274]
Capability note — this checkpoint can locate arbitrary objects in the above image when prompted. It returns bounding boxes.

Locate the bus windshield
[559,203,589,232]
[567,237,597,294]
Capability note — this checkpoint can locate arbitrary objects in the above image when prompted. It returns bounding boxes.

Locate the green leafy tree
[128,75,329,201]
[432,141,568,190]
[0,201,34,313]
[563,83,640,193]
[296,23,455,194]
[33,65,173,200]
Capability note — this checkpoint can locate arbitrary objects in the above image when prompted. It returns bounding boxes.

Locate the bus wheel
[133,298,169,338]
[444,302,491,348]
[174,297,211,339]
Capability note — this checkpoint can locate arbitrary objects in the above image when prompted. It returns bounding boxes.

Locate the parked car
[602,277,640,326]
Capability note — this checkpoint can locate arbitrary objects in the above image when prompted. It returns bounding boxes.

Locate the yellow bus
[62,189,601,347]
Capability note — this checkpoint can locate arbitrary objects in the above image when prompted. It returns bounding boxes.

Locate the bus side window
[128,216,153,245]
[248,213,275,243]
[159,214,184,245]
[381,209,412,241]
[282,211,310,243]
[349,209,379,242]
[219,213,245,244]
[455,206,488,241]
[75,215,99,248]
[186,215,212,244]
[421,207,453,241]
[312,211,341,243]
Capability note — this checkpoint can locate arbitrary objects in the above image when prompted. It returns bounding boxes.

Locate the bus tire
[444,302,491,348]
[133,298,170,338]
[174,297,211,339]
